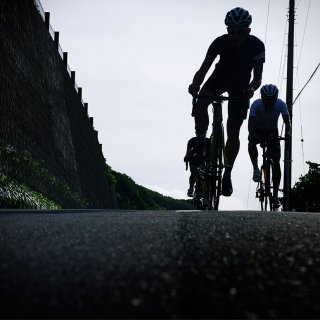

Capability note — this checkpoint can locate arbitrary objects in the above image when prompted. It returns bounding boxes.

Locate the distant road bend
[1,209,320,318]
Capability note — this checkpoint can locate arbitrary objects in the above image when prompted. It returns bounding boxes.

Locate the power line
[292,0,311,175]
[293,62,320,105]
[264,0,271,45]
[297,74,306,175]
[294,0,312,88]
[277,19,288,94]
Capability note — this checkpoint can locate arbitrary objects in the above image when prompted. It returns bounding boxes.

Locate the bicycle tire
[267,159,274,211]
[208,126,223,210]
[262,160,273,211]
[257,167,264,211]
[193,169,203,210]
[258,164,269,211]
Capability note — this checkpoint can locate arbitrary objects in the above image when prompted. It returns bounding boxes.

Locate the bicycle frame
[208,100,226,210]
[192,95,234,210]
[256,141,274,211]
[255,136,285,211]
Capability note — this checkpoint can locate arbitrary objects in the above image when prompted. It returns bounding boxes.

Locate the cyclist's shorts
[202,75,249,120]
[249,128,281,159]
[227,94,250,120]
[189,163,197,174]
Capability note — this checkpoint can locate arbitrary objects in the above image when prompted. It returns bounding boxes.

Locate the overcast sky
[40,0,319,210]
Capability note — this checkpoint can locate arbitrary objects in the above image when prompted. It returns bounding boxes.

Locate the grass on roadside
[0,174,60,209]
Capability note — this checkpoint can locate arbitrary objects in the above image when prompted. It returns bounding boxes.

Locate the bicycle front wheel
[266,160,274,211]
[208,127,224,210]
[257,168,264,211]
[261,161,273,211]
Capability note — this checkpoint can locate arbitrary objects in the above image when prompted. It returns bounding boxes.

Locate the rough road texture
[1,210,320,318]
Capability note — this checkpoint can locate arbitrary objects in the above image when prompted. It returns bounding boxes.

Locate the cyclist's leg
[248,128,261,182]
[221,89,248,196]
[188,164,197,196]
[225,88,249,169]
[224,117,243,173]
[222,117,243,196]
[194,77,225,137]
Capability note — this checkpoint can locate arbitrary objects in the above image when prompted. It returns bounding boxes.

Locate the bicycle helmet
[260,84,279,99]
[225,7,252,29]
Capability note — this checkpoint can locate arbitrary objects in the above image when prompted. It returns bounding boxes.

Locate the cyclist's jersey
[205,34,265,85]
[249,98,289,130]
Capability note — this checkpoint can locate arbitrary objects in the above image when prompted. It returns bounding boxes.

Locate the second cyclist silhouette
[248,84,291,208]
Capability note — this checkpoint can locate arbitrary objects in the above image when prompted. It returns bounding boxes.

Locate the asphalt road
[1,209,320,319]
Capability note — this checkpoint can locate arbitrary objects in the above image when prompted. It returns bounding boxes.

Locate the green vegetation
[0,145,194,210]
[4,141,318,212]
[0,174,60,209]
[107,166,194,210]
[292,161,320,212]
[0,145,87,208]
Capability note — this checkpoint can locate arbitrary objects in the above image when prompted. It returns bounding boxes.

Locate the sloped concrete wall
[0,0,117,208]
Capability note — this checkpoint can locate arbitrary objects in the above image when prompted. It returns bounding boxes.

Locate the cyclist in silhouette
[248,84,291,208]
[184,137,211,197]
[188,7,265,197]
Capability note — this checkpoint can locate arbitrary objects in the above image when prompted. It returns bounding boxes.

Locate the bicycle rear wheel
[193,168,205,210]
[208,127,223,210]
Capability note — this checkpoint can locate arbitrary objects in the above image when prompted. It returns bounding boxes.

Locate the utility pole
[283,0,295,211]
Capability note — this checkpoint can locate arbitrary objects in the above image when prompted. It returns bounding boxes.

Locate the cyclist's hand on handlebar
[188,83,200,97]
[243,87,255,99]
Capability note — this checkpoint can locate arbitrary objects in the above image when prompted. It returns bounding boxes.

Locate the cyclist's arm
[248,63,263,91]
[189,40,218,95]
[248,115,257,137]
[280,100,292,135]
[184,143,192,162]
[282,114,292,135]
[192,58,215,87]
[248,100,259,137]
[184,149,191,162]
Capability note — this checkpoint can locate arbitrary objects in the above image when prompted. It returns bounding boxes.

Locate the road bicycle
[191,95,235,210]
[255,135,285,211]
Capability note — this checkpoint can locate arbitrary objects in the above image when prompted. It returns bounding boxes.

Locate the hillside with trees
[107,166,194,210]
